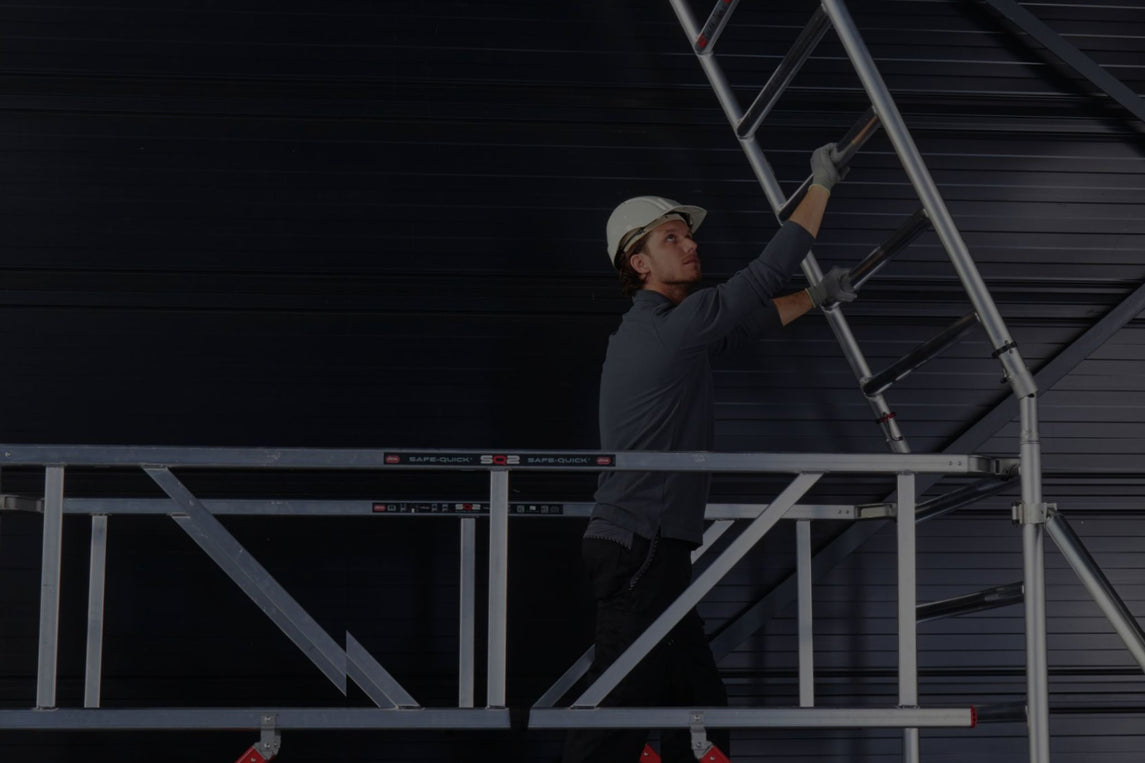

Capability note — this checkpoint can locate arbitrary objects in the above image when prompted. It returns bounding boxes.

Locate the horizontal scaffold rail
[0,444,1003,475]
[0,708,511,731]
[49,499,870,520]
[530,706,976,729]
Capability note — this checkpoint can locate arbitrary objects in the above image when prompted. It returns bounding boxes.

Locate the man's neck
[642,282,689,305]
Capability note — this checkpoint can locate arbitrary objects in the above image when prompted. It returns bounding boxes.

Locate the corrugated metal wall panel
[0,0,1142,760]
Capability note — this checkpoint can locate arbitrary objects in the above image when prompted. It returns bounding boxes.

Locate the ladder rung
[0,493,44,512]
[735,7,831,138]
[861,312,980,397]
[916,470,1018,523]
[849,208,931,290]
[777,107,881,220]
[917,582,1024,623]
[694,0,741,54]
[974,702,1028,724]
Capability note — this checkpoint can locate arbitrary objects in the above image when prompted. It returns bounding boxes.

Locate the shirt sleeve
[658,220,814,352]
[709,299,783,357]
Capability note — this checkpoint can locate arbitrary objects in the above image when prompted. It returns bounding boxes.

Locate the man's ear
[630,252,650,277]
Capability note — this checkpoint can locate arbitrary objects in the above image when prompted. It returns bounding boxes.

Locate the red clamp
[698,744,731,763]
[235,746,268,763]
[640,745,661,762]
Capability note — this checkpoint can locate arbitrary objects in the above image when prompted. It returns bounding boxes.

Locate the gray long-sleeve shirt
[592,220,815,546]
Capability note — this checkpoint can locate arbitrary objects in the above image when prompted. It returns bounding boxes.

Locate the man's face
[632,218,701,291]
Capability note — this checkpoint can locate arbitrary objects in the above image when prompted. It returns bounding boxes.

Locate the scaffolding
[2,1,1144,761]
[0,445,1142,761]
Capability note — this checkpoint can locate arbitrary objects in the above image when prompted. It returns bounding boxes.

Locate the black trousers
[562,535,729,763]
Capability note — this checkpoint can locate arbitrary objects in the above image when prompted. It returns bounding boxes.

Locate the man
[562,144,856,763]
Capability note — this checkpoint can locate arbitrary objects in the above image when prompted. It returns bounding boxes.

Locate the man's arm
[772,182,827,326]
[773,289,814,326]
[774,152,856,325]
[787,183,830,239]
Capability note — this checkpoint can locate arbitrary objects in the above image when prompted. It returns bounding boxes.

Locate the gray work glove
[810,142,844,193]
[806,266,857,308]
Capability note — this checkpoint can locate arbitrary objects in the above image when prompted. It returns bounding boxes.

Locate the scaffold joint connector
[1011,501,1054,525]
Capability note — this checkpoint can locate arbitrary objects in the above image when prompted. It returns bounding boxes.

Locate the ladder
[665,1,1050,761]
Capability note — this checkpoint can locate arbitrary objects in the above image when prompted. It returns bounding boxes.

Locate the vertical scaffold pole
[1021,395,1051,763]
[898,472,919,762]
[460,517,477,708]
[796,520,815,707]
[487,470,510,708]
[84,514,109,708]
[36,466,66,710]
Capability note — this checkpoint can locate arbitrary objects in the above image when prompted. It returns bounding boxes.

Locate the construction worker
[562,144,855,763]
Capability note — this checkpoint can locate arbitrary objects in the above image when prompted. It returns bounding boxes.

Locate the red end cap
[970,705,978,728]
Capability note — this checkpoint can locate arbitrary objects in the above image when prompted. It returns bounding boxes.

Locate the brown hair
[616,232,650,297]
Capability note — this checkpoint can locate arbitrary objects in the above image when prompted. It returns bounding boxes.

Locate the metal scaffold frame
[0,446,1142,761]
[0,448,994,744]
[656,0,1142,760]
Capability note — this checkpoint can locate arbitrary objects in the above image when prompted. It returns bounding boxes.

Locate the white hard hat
[605,195,707,268]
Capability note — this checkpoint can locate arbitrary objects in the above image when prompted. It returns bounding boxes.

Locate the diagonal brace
[573,473,821,707]
[150,466,349,693]
[975,0,1145,126]
[148,467,421,706]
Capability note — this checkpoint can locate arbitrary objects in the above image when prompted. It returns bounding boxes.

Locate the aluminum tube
[862,313,981,398]
[916,582,1024,624]
[694,0,742,54]
[1018,395,1050,763]
[36,466,66,710]
[1023,523,1050,762]
[800,255,909,452]
[797,520,815,707]
[849,208,931,290]
[666,0,786,211]
[345,633,419,709]
[486,470,510,708]
[533,706,974,729]
[1,447,992,473]
[1020,396,1044,510]
[152,465,351,694]
[833,106,882,166]
[737,7,831,139]
[916,471,1018,523]
[61,497,853,520]
[0,706,970,731]
[84,515,109,708]
[573,473,821,707]
[1047,512,1145,672]
[776,108,881,220]
[0,446,979,471]
[897,473,920,762]
[0,707,513,731]
[821,0,1037,400]
[459,517,477,708]
[975,702,1029,724]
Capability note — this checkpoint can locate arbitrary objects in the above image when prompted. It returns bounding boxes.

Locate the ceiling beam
[974,0,1145,126]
